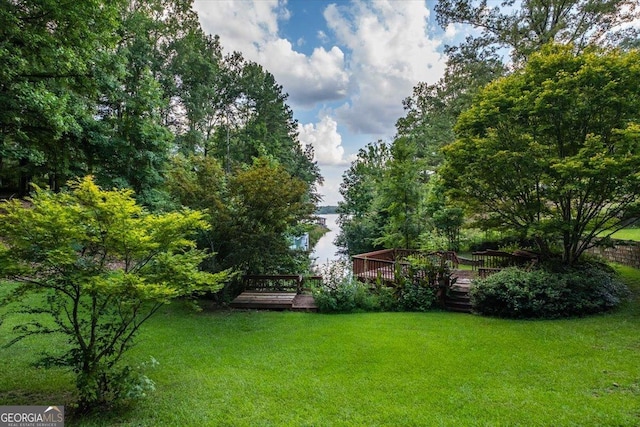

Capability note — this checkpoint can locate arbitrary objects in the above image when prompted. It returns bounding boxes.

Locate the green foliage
[375,137,426,250]
[394,256,454,311]
[470,265,629,319]
[395,280,436,312]
[1,0,321,214]
[395,0,639,189]
[312,260,399,313]
[435,0,640,65]
[0,0,126,194]
[423,175,464,251]
[336,141,390,256]
[313,279,379,314]
[313,257,446,314]
[464,231,536,253]
[168,155,314,274]
[312,261,378,313]
[225,156,315,273]
[444,45,640,265]
[0,176,228,410]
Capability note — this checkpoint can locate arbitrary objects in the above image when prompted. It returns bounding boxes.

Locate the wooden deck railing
[352,249,461,283]
[352,257,396,282]
[472,250,537,278]
[243,275,303,293]
[242,275,324,293]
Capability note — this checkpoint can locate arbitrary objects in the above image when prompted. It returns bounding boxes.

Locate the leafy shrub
[313,260,378,313]
[470,264,629,318]
[393,256,452,311]
[313,275,379,313]
[391,261,435,311]
[313,258,445,313]
[313,260,403,313]
[374,285,398,312]
[0,177,229,410]
[396,282,436,312]
[465,232,536,252]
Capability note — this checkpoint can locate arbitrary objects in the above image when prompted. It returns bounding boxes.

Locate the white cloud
[316,165,345,205]
[192,0,280,55]
[445,23,459,39]
[298,116,354,166]
[324,0,446,136]
[258,41,349,107]
[317,30,329,43]
[192,0,349,108]
[192,0,449,136]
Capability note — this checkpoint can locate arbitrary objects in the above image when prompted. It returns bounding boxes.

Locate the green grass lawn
[1,268,640,426]
[608,228,640,242]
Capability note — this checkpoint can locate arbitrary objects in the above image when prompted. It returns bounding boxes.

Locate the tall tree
[209,60,322,190]
[397,0,640,175]
[167,155,315,274]
[0,0,125,195]
[435,0,640,65]
[170,32,227,157]
[442,44,640,265]
[423,175,464,251]
[225,158,315,273]
[375,137,426,250]
[396,49,504,170]
[88,0,205,204]
[336,141,390,256]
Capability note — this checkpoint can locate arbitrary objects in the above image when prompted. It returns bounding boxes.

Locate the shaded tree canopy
[442,44,640,265]
[1,0,322,275]
[436,0,640,65]
[397,0,640,174]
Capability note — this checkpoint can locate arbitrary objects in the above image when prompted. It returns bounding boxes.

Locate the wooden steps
[444,274,473,313]
[292,294,318,312]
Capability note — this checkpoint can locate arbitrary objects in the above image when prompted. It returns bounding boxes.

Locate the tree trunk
[18,158,31,197]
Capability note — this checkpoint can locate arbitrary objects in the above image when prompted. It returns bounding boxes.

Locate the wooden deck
[231,291,297,309]
[353,249,537,283]
[230,291,318,311]
[230,275,319,311]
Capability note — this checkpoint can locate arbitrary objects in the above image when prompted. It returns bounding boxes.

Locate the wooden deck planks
[231,291,318,311]
[291,294,318,311]
[230,291,297,309]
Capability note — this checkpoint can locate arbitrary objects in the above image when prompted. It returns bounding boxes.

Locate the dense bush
[312,259,442,313]
[313,278,383,313]
[470,264,629,318]
[312,261,381,313]
[466,233,536,252]
[396,282,436,312]
[393,261,439,312]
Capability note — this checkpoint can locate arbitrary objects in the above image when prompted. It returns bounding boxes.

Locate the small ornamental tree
[0,176,228,410]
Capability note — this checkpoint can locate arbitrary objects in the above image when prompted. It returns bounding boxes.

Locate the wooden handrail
[352,249,464,283]
[243,275,303,293]
[242,275,325,293]
[471,250,538,276]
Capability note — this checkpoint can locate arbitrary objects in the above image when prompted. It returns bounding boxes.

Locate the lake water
[311,214,342,270]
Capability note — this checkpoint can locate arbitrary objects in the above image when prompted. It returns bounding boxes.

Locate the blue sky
[192,0,466,204]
